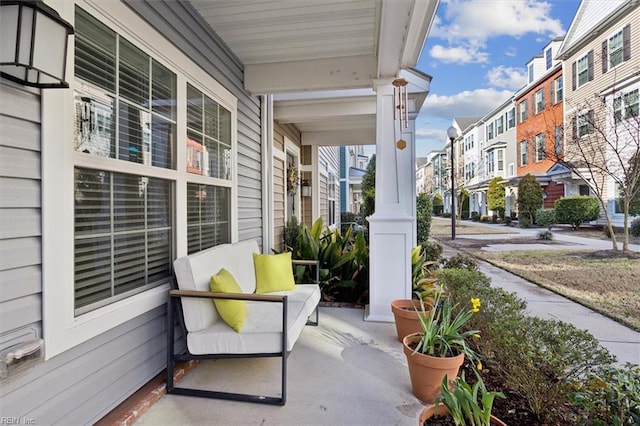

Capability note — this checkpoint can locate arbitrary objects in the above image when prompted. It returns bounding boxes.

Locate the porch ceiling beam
[245,55,376,95]
[302,129,376,146]
[274,97,376,122]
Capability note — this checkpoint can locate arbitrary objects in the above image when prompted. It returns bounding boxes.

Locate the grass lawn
[430,217,640,331]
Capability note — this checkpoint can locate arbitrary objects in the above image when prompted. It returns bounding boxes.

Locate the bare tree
[555,86,640,252]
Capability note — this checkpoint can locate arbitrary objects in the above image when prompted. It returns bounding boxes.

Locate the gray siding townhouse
[0,1,437,423]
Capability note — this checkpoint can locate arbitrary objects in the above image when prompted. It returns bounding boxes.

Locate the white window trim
[607,28,624,71]
[283,137,301,223]
[576,53,589,89]
[43,1,238,359]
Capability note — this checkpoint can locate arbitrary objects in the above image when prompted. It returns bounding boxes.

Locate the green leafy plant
[412,289,480,362]
[536,208,556,230]
[436,372,505,426]
[630,217,640,237]
[440,254,479,271]
[554,195,600,230]
[293,218,369,304]
[422,240,443,263]
[283,216,301,251]
[537,230,554,240]
[571,363,640,426]
[417,193,433,244]
[518,174,543,226]
[411,245,439,301]
[487,177,506,218]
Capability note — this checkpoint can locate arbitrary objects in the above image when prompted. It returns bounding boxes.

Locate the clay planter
[391,299,431,342]
[418,404,507,426]
[402,333,464,404]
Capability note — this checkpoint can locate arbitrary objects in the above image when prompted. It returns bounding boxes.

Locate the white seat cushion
[187,300,307,354]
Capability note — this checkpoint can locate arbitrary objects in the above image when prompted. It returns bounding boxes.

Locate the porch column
[365,79,416,322]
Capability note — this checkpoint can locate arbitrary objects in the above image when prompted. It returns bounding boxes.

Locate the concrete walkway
[437,218,640,365]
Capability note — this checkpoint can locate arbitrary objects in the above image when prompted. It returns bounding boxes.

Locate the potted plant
[403,290,481,403]
[391,246,439,341]
[419,372,506,426]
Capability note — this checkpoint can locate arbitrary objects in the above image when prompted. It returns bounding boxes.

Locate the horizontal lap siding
[0,1,263,424]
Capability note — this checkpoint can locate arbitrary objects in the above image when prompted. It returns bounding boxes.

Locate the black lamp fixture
[447,125,459,240]
[1,0,74,89]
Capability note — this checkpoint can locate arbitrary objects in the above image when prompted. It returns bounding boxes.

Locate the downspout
[261,95,274,252]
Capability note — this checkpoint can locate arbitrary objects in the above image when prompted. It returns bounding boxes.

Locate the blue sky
[412,0,581,158]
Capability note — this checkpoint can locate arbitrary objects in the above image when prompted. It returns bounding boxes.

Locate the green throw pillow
[210,268,247,332]
[253,252,296,294]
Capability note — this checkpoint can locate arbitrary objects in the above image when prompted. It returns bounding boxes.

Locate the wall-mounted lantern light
[301,179,311,198]
[1,0,74,89]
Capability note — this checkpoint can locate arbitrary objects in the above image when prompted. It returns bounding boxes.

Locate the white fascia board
[244,55,377,94]
[401,0,439,68]
[275,97,376,122]
[377,0,413,78]
[302,129,376,146]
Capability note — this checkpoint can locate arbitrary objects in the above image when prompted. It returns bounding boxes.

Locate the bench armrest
[169,289,285,303]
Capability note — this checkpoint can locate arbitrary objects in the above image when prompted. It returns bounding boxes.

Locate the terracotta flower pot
[402,333,464,404]
[418,404,507,426]
[391,299,431,342]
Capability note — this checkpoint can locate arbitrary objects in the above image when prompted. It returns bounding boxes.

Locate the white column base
[364,214,413,322]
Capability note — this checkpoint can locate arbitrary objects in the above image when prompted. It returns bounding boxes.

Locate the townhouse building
[557,0,639,227]
[515,38,566,209]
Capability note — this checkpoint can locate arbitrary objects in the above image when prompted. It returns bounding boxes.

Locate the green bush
[631,217,640,237]
[433,193,444,215]
[518,174,543,225]
[421,240,443,263]
[480,215,490,222]
[416,193,433,245]
[555,195,600,230]
[571,363,640,426]
[283,216,301,251]
[294,218,369,304]
[443,270,617,424]
[536,208,556,230]
[537,230,554,240]
[440,253,479,271]
[340,212,357,224]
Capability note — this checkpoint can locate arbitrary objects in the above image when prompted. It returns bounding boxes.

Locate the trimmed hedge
[554,196,599,229]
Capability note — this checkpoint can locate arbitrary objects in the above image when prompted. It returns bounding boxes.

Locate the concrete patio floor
[135,306,425,426]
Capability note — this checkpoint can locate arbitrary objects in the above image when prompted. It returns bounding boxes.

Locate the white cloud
[429,0,564,65]
[439,0,564,45]
[486,66,527,90]
[505,47,518,57]
[422,88,515,121]
[429,44,489,64]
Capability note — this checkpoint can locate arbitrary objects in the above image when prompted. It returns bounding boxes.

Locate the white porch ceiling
[188,0,438,145]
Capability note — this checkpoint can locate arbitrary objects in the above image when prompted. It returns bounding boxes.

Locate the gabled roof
[454,117,482,132]
[416,157,429,168]
[557,0,634,59]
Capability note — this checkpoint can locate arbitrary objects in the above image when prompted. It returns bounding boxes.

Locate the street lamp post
[447,126,459,240]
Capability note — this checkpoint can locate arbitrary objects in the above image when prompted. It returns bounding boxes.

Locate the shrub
[555,195,600,230]
[421,240,443,263]
[519,215,531,228]
[440,253,479,271]
[441,212,452,218]
[433,193,444,215]
[537,230,554,240]
[487,177,506,217]
[416,193,433,245]
[518,174,543,225]
[443,271,616,424]
[471,213,481,222]
[491,214,498,223]
[340,212,357,224]
[283,216,301,251]
[571,363,640,426]
[504,216,512,225]
[480,215,490,222]
[631,217,640,237]
[536,208,556,230]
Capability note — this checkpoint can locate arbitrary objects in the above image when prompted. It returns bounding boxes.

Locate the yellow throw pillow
[253,252,296,294]
[210,268,247,332]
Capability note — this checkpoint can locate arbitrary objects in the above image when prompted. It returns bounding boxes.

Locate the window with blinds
[74,168,172,313]
[186,84,232,179]
[73,7,176,314]
[187,183,230,254]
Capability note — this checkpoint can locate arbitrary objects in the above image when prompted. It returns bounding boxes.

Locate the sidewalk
[436,219,640,365]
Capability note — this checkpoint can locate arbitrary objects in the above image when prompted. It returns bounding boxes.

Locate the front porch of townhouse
[101,306,426,425]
